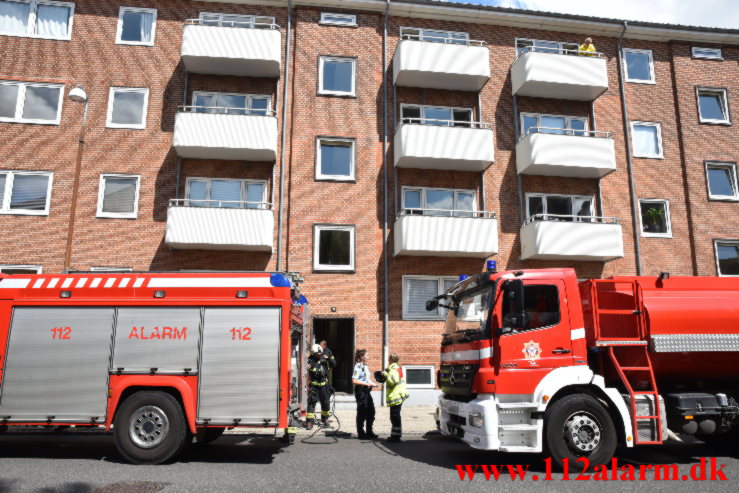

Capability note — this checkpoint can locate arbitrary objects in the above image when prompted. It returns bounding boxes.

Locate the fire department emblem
[522,340,541,364]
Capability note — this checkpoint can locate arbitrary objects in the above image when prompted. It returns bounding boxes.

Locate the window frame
[0,0,75,41]
[315,137,356,182]
[0,170,53,215]
[184,176,269,208]
[401,186,477,215]
[622,48,656,84]
[0,264,42,274]
[191,91,272,114]
[318,56,357,97]
[403,364,436,389]
[519,112,589,135]
[319,12,357,27]
[198,12,275,29]
[89,266,133,272]
[705,161,739,201]
[515,37,580,56]
[715,240,739,277]
[692,47,723,60]
[400,103,474,127]
[115,6,157,46]
[696,87,731,125]
[96,173,140,219]
[525,192,595,221]
[402,275,458,320]
[630,121,664,159]
[313,224,356,272]
[106,87,149,129]
[400,26,470,44]
[0,80,64,125]
[638,198,672,238]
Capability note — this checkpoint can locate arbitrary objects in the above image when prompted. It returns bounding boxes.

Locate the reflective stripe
[287,427,297,434]
[32,279,45,289]
[321,411,330,416]
[306,413,315,419]
[310,381,327,386]
[571,328,585,340]
[147,277,272,288]
[133,278,145,288]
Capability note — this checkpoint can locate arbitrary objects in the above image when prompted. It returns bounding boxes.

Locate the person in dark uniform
[306,344,332,430]
[352,349,378,440]
[319,340,337,369]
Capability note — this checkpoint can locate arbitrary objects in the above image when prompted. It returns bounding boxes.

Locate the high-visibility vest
[383,363,409,406]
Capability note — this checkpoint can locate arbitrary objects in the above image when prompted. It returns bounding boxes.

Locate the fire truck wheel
[114,391,190,465]
[545,394,617,469]
[194,427,226,445]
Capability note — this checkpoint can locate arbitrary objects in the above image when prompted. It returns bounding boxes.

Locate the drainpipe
[616,21,642,276]
[512,94,524,226]
[276,0,293,272]
[382,0,391,378]
[478,91,486,211]
[392,80,398,219]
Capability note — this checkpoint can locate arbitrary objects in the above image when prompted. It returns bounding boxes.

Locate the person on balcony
[579,37,597,56]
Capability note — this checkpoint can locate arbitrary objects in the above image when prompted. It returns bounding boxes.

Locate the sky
[443,0,739,29]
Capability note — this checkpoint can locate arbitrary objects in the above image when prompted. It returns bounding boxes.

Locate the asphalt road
[0,429,737,492]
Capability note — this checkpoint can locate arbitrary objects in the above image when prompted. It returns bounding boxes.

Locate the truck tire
[545,394,617,469]
[114,391,190,465]
[194,427,225,445]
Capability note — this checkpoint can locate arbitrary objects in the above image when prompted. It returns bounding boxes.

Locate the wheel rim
[129,406,170,449]
[563,411,602,455]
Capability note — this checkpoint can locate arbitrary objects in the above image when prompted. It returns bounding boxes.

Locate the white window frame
[0,0,74,40]
[525,192,594,221]
[705,162,739,201]
[320,12,356,27]
[185,177,269,208]
[515,37,580,56]
[519,112,588,135]
[0,80,64,125]
[106,87,149,129]
[192,91,271,113]
[0,264,42,274]
[402,275,458,320]
[0,170,53,215]
[96,173,140,219]
[198,12,275,29]
[692,47,723,60]
[623,48,655,84]
[313,224,355,271]
[400,104,474,127]
[696,87,730,125]
[90,266,133,272]
[630,121,663,159]
[715,240,739,277]
[401,26,470,44]
[115,6,157,46]
[638,199,672,238]
[316,137,355,181]
[401,186,477,215]
[403,365,436,389]
[318,56,356,97]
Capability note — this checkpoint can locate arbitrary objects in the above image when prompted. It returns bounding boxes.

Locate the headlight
[469,411,484,428]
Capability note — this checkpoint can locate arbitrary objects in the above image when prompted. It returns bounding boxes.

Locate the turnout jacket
[382,363,409,406]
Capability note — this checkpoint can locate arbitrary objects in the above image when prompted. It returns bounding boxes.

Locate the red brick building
[1,0,737,402]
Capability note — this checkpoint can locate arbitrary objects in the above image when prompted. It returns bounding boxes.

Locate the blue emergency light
[486,260,497,272]
[459,274,468,282]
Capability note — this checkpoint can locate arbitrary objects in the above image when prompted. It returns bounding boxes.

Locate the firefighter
[306,344,332,430]
[378,353,409,442]
[320,339,337,386]
[352,349,379,440]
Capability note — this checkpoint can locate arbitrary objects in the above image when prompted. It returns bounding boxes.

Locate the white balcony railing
[173,106,278,161]
[511,47,608,101]
[394,210,498,257]
[181,19,281,77]
[394,121,495,171]
[393,38,490,91]
[520,215,624,261]
[516,128,616,178]
[165,199,274,252]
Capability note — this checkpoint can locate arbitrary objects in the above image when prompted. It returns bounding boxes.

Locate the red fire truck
[434,263,739,466]
[0,271,308,464]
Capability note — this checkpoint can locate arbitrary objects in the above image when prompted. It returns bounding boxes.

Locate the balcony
[520,216,624,261]
[394,122,495,171]
[165,200,273,252]
[511,48,608,101]
[516,129,616,178]
[173,107,278,161]
[393,38,490,91]
[394,210,498,257]
[181,20,281,78]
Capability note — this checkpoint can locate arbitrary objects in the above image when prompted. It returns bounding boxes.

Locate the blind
[405,278,438,316]
[102,177,137,214]
[10,174,49,210]
[0,83,19,118]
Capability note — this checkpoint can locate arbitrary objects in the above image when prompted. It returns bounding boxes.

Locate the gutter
[382,0,390,379]
[276,0,293,272]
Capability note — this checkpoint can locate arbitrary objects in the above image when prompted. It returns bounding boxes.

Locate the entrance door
[313,318,354,394]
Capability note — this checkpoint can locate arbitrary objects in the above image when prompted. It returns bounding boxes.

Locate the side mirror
[425,299,439,311]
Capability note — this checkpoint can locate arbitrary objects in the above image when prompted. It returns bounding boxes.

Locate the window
[192,92,270,115]
[696,88,730,124]
[320,12,356,26]
[526,193,593,222]
[501,283,560,331]
[639,199,671,238]
[403,276,457,320]
[0,170,52,215]
[97,174,140,219]
[715,240,739,277]
[400,27,469,44]
[400,104,473,127]
[706,162,739,200]
[319,56,356,96]
[106,87,149,129]
[316,138,355,181]
[90,266,133,272]
[0,0,74,40]
[692,47,722,60]
[185,177,268,209]
[314,225,355,271]
[199,12,275,29]
[403,365,435,388]
[515,38,579,56]
[623,48,655,83]
[520,112,588,136]
[0,80,63,124]
[402,187,475,217]
[630,122,663,158]
[0,264,42,274]
[116,7,156,45]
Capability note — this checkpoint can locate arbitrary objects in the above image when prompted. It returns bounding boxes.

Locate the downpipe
[276,0,293,272]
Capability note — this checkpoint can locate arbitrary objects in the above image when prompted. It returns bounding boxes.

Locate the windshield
[442,276,495,345]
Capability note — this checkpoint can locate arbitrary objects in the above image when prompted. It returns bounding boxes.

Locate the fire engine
[0,271,308,464]
[433,261,739,466]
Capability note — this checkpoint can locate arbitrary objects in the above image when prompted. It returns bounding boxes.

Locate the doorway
[313,318,354,394]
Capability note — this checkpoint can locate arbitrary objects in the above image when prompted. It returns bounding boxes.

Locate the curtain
[245,183,264,208]
[35,4,70,37]
[9,174,49,211]
[633,125,658,156]
[0,1,30,34]
[139,11,154,43]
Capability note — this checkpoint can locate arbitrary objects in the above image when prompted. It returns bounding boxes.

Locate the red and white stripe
[0,276,273,290]
[440,340,493,363]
